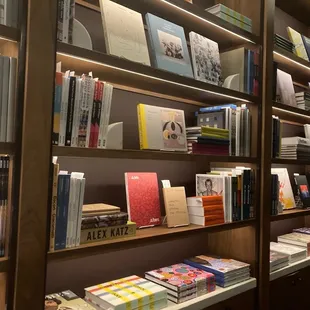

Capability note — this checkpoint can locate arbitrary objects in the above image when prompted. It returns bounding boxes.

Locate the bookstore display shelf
[271,209,310,222]
[272,158,310,165]
[0,142,14,155]
[0,24,20,43]
[53,146,258,163]
[273,46,310,81]
[48,220,256,261]
[272,101,310,119]
[0,257,9,273]
[57,43,259,105]
[167,278,257,310]
[270,257,310,281]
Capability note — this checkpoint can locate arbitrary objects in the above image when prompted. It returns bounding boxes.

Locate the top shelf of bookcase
[276,0,310,26]
[0,24,19,43]
[77,0,260,48]
[57,43,259,105]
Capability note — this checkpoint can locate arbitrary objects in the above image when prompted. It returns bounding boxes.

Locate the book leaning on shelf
[57,0,75,44]
[53,68,114,148]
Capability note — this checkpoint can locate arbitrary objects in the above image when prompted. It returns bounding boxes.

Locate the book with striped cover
[85,275,167,310]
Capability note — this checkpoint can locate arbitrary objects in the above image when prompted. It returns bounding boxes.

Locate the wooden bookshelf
[47,219,256,261]
[272,158,310,165]
[57,43,259,105]
[53,146,259,163]
[0,143,15,155]
[272,101,310,119]
[0,24,20,42]
[0,257,9,273]
[271,209,310,221]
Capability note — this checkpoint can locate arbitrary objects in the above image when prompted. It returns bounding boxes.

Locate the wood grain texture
[271,209,310,222]
[0,273,6,310]
[13,0,57,309]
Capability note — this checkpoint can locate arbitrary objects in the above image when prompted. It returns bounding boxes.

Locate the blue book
[198,104,237,114]
[55,174,71,250]
[145,13,193,78]
[302,35,310,60]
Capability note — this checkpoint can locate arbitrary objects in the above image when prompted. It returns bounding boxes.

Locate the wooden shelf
[57,43,259,106]
[0,257,9,273]
[0,142,15,155]
[0,24,20,42]
[53,146,258,163]
[167,278,257,310]
[272,158,310,165]
[272,101,310,119]
[271,209,310,221]
[48,220,256,261]
[276,0,310,26]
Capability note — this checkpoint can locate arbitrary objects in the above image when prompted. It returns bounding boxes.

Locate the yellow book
[287,27,309,61]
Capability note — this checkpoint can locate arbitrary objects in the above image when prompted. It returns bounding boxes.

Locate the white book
[235,107,241,156]
[71,78,82,147]
[225,175,232,222]
[276,69,297,107]
[189,214,205,226]
[0,0,4,25]
[66,176,76,248]
[62,0,70,43]
[75,178,85,247]
[59,74,70,146]
[304,124,310,140]
[270,242,307,263]
[6,57,16,142]
[186,197,204,208]
[187,206,204,217]
[85,77,95,148]
[3,0,11,26]
[281,136,310,146]
[99,0,150,66]
[0,57,9,142]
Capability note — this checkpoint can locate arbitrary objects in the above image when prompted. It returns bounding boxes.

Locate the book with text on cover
[125,173,161,228]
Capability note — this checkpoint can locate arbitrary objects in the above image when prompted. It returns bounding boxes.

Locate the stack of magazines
[270,241,307,264]
[274,34,295,53]
[269,250,289,272]
[280,137,310,160]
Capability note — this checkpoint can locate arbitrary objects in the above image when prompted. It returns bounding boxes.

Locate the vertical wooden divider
[259,0,275,309]
[12,0,57,309]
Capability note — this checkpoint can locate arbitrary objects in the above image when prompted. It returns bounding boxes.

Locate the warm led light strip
[273,51,310,71]
[273,106,310,118]
[0,35,17,43]
[161,0,255,44]
[57,51,251,103]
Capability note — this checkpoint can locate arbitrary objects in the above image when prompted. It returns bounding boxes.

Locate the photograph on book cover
[158,30,185,62]
[196,175,224,196]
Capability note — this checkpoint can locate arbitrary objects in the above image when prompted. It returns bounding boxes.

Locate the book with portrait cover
[145,13,193,78]
[99,0,150,66]
[125,172,161,228]
[189,31,222,85]
[196,174,224,197]
[45,290,96,309]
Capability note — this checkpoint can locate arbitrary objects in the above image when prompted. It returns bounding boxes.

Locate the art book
[189,32,222,85]
[270,241,307,263]
[99,0,150,66]
[293,227,310,235]
[287,27,309,61]
[196,174,224,197]
[294,175,310,208]
[276,69,297,107]
[45,290,96,309]
[137,104,187,152]
[125,173,161,228]
[145,263,215,293]
[271,168,296,210]
[145,13,193,78]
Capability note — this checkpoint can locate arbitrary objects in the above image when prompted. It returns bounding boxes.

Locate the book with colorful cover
[145,13,193,78]
[278,233,310,254]
[81,212,128,229]
[270,241,307,262]
[45,290,96,309]
[270,250,289,267]
[85,275,167,310]
[293,227,310,235]
[287,27,309,61]
[125,172,161,228]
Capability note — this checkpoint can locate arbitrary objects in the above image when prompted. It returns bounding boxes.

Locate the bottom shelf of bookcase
[167,278,257,310]
[270,257,310,281]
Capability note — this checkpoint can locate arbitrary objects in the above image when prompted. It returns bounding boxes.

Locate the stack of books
[186,127,201,154]
[272,116,282,158]
[145,263,216,304]
[295,92,310,110]
[277,232,310,255]
[85,276,168,310]
[274,34,295,53]
[293,227,310,235]
[206,4,252,33]
[80,203,136,245]
[184,255,250,287]
[270,242,307,264]
[270,250,289,272]
[186,196,225,226]
[280,137,310,160]
[191,126,229,156]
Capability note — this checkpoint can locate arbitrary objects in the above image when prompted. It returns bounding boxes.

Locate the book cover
[196,111,225,128]
[89,80,99,148]
[146,13,193,78]
[163,187,189,228]
[145,263,215,293]
[137,104,187,152]
[80,221,136,244]
[85,275,167,310]
[293,227,310,235]
[271,168,296,210]
[53,72,63,145]
[270,242,307,262]
[278,232,310,251]
[287,27,309,61]
[99,0,150,66]
[302,35,310,60]
[81,212,128,229]
[83,203,120,215]
[294,175,310,207]
[125,172,161,228]
[65,76,76,146]
[276,69,297,107]
[189,32,222,85]
[196,174,224,197]
[45,290,96,309]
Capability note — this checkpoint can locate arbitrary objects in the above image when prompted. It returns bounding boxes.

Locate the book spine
[237,175,242,220]
[93,82,103,148]
[53,72,63,145]
[1,57,9,142]
[199,104,236,113]
[62,175,70,249]
[89,81,99,148]
[137,104,148,150]
[6,57,16,143]
[101,84,113,148]
[68,0,75,44]
[71,78,82,147]
[59,76,69,146]
[62,0,70,43]
[57,0,64,42]
[231,176,237,221]
[75,178,85,246]
[55,175,64,250]
[70,177,79,246]
[66,176,76,248]
[65,76,76,146]
[243,170,251,220]
[85,78,95,147]
[49,163,59,252]
[249,170,255,218]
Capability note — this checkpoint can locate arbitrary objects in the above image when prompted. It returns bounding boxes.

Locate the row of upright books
[46,254,251,309]
[57,0,258,95]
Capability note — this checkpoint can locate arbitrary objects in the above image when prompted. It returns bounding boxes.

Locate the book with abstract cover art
[287,27,309,61]
[45,290,96,309]
[99,0,150,66]
[146,13,193,78]
[137,104,187,152]
[271,168,296,210]
[189,32,222,85]
[125,173,161,228]
[294,175,310,207]
[196,174,224,197]
[276,69,297,107]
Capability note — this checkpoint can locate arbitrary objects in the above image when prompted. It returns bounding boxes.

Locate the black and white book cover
[189,32,222,85]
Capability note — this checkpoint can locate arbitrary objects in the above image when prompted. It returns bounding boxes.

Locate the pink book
[93,82,104,148]
[89,81,100,147]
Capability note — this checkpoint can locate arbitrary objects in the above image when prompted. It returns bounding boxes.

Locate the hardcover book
[294,175,310,208]
[196,174,224,197]
[189,32,222,85]
[137,104,187,152]
[81,212,128,229]
[278,233,310,253]
[287,27,309,61]
[125,172,161,228]
[270,241,307,263]
[276,69,297,107]
[99,0,150,66]
[45,290,96,309]
[269,250,289,267]
[82,203,120,216]
[85,275,167,310]
[145,13,193,78]
[271,168,296,210]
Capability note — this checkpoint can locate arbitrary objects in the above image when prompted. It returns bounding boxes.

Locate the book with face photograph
[196,174,224,197]
[145,13,193,78]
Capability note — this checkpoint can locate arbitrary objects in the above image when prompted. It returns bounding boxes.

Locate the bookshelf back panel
[270,217,305,241]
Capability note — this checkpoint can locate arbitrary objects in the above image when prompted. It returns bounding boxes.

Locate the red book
[89,81,100,147]
[93,82,104,148]
[125,173,161,228]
